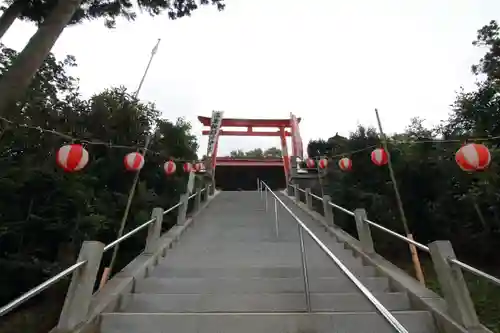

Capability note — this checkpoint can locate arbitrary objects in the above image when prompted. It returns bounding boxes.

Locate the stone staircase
[100,191,437,333]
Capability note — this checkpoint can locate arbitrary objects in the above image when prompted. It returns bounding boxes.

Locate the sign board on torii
[290,112,304,160]
[204,110,224,175]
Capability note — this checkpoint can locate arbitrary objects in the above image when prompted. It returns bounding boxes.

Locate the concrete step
[158,243,361,266]
[156,256,363,268]
[149,265,378,278]
[174,232,334,243]
[101,311,436,333]
[121,292,410,313]
[165,240,346,250]
[161,247,355,262]
[134,277,390,294]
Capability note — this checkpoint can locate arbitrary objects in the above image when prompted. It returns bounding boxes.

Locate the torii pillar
[198,116,301,184]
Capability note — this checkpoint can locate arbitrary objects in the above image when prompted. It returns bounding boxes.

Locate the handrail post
[145,207,163,254]
[265,186,268,211]
[354,208,375,254]
[274,198,279,238]
[204,183,210,201]
[57,241,104,330]
[322,194,334,226]
[194,187,202,212]
[209,180,215,195]
[297,225,311,312]
[294,184,300,201]
[428,240,480,329]
[305,188,312,210]
[176,193,189,225]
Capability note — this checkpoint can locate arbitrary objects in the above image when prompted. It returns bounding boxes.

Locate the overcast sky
[3,0,500,156]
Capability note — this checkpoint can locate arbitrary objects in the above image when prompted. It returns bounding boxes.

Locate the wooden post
[375,108,425,285]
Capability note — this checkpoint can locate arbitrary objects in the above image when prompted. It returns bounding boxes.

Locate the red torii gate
[198,116,301,180]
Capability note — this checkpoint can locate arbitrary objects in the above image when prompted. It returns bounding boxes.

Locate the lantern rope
[0,115,199,163]
[308,135,500,160]
[3,114,500,164]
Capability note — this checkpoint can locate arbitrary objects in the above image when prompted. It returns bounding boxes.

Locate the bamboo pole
[374,108,425,285]
[98,40,161,289]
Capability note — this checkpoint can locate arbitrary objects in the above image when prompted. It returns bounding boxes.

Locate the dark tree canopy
[307,21,500,332]
[0,43,202,332]
[228,147,282,159]
[0,0,225,28]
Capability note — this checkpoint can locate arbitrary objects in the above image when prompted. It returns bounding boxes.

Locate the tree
[229,147,283,159]
[0,0,23,39]
[0,44,201,331]
[305,22,500,331]
[0,0,135,40]
[471,20,500,83]
[230,149,245,158]
[245,148,264,158]
[0,0,225,116]
[263,147,282,158]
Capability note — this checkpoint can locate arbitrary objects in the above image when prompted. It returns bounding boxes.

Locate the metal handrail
[0,260,87,316]
[163,202,182,216]
[310,192,322,201]
[104,201,183,253]
[449,258,500,287]
[329,201,356,217]
[264,182,409,333]
[298,184,500,288]
[364,218,430,253]
[103,218,155,252]
[0,187,202,318]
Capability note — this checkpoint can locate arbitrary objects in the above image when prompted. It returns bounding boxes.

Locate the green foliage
[229,147,282,159]
[308,20,500,331]
[0,0,225,28]
[229,149,245,158]
[0,43,199,322]
[243,148,264,158]
[264,147,282,158]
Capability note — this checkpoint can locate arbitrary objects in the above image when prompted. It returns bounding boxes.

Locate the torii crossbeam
[198,116,302,181]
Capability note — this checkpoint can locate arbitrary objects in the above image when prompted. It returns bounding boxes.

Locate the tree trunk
[0,0,25,40]
[0,0,83,115]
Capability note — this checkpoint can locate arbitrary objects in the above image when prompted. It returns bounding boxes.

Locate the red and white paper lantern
[371,148,388,166]
[56,144,89,172]
[194,162,203,172]
[338,157,352,171]
[124,152,144,171]
[164,160,176,175]
[318,158,328,169]
[306,158,315,168]
[183,162,193,173]
[455,143,491,172]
